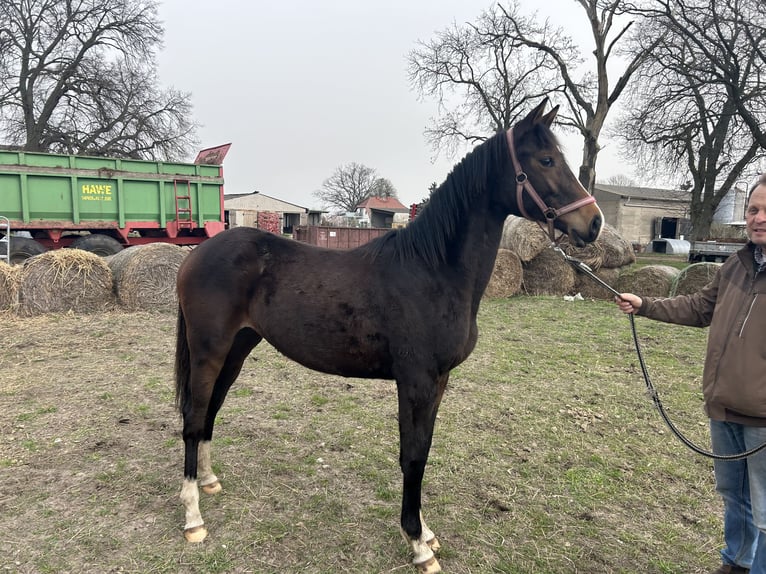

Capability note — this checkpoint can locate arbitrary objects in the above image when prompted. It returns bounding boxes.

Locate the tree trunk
[578,134,599,192]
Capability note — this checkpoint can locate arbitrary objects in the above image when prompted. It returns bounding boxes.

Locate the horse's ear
[517,97,550,132]
[529,97,549,123]
[540,105,559,128]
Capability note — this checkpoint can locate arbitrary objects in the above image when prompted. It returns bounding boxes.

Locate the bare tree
[372,177,398,200]
[627,0,766,148]
[499,0,660,191]
[618,0,766,239]
[0,0,197,160]
[600,174,637,187]
[407,3,568,159]
[408,1,658,191]
[314,163,397,213]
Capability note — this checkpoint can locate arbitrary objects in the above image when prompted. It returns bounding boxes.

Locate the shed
[355,196,410,228]
[649,238,690,255]
[223,192,324,234]
[592,184,691,248]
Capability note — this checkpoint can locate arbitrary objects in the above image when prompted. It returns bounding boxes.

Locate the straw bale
[108,243,188,311]
[484,249,523,299]
[521,248,576,296]
[0,261,21,310]
[574,266,622,300]
[671,262,721,296]
[558,234,606,271]
[17,249,114,316]
[614,265,680,298]
[500,216,549,262]
[600,224,636,268]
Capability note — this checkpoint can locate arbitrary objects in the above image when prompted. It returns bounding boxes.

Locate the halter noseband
[506,127,596,242]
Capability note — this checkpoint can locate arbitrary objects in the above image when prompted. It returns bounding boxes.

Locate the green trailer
[0,144,229,263]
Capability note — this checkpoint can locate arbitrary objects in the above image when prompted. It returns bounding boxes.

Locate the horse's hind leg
[396,372,449,574]
[180,328,261,542]
[198,328,262,496]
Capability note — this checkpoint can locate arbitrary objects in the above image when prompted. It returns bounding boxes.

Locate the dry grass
[615,264,680,298]
[484,249,523,299]
[109,243,189,311]
[501,216,549,262]
[0,299,722,573]
[0,261,20,310]
[574,266,622,300]
[672,263,722,296]
[522,248,576,295]
[600,224,636,268]
[16,249,114,316]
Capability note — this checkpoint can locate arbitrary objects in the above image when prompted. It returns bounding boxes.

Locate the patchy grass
[0,299,721,573]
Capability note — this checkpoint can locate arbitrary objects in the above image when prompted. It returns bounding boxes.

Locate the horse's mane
[358,129,511,267]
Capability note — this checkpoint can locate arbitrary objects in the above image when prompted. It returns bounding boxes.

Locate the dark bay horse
[174,98,603,573]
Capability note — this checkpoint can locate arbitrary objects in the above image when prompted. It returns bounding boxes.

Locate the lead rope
[552,245,766,461]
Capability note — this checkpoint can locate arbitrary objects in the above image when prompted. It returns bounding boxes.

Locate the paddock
[0,299,721,573]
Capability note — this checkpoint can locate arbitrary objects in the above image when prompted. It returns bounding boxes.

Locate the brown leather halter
[506,127,596,242]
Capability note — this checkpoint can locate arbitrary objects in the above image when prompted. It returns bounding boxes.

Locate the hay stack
[614,265,680,298]
[600,224,636,268]
[484,249,523,299]
[108,243,188,311]
[521,247,576,295]
[0,261,21,310]
[500,216,549,262]
[17,249,114,316]
[671,262,721,296]
[574,266,621,300]
[558,234,607,271]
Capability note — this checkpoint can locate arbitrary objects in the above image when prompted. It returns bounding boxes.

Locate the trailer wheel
[0,237,48,265]
[69,234,124,257]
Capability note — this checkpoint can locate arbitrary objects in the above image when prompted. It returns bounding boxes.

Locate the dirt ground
[0,303,722,573]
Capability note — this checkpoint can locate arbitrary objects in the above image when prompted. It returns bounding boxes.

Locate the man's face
[746,184,766,246]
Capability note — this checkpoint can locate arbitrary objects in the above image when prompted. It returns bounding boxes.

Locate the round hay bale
[484,249,523,299]
[614,265,680,298]
[600,224,636,268]
[671,262,721,296]
[522,247,576,296]
[0,261,21,310]
[574,266,621,300]
[557,234,606,271]
[108,243,188,311]
[17,249,114,316]
[500,216,549,262]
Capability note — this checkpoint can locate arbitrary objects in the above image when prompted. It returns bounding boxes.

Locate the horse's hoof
[415,556,441,574]
[426,536,441,552]
[201,481,222,495]
[184,525,208,543]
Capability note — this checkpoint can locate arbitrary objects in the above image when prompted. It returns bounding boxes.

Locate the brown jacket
[637,243,766,425]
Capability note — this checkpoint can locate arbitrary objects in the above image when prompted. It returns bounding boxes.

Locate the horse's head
[505,98,603,247]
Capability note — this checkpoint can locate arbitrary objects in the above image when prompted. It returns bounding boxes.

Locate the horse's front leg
[396,373,448,573]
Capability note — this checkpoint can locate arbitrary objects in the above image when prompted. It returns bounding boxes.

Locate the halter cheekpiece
[506,127,596,242]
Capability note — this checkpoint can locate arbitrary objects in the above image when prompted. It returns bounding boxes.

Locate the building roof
[593,184,691,202]
[223,191,309,213]
[356,196,409,213]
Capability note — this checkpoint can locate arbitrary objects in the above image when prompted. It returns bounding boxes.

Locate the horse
[174,97,603,573]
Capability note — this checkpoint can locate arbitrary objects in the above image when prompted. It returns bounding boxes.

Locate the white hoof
[184,525,208,543]
[201,481,222,495]
[415,556,442,573]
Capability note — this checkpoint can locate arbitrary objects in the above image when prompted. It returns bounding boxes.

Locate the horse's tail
[175,304,191,416]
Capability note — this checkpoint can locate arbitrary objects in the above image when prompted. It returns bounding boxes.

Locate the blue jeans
[711,420,766,573]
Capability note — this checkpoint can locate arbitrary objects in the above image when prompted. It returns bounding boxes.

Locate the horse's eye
[540,157,554,167]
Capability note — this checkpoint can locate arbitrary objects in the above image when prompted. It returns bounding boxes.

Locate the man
[615,175,766,574]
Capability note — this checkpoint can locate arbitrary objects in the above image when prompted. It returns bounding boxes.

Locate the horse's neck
[453,205,507,298]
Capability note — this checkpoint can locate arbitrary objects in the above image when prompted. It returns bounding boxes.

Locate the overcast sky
[157,0,626,210]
